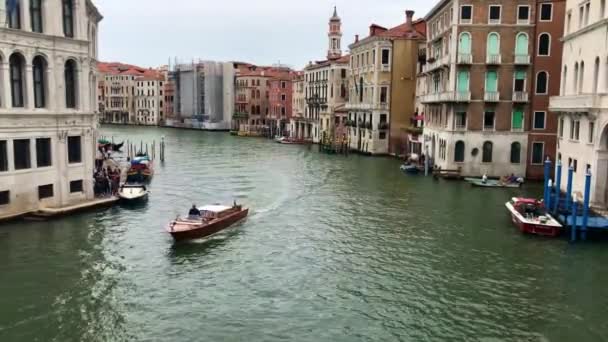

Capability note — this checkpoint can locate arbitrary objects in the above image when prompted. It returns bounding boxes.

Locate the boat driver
[188,204,201,217]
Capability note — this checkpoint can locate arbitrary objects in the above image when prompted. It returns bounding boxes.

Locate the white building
[549,0,608,208]
[0,0,102,220]
[135,76,164,126]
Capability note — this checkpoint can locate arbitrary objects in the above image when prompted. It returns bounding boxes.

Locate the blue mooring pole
[544,158,552,209]
[571,200,578,242]
[566,165,574,218]
[554,160,562,214]
[582,170,592,241]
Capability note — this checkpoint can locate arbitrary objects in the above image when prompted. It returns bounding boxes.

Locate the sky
[94,0,434,70]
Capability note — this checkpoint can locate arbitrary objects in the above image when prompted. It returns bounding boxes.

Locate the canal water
[1,126,608,342]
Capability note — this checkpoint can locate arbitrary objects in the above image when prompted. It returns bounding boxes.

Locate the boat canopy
[199,205,231,213]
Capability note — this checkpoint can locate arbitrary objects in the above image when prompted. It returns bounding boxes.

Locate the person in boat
[482,173,488,184]
[188,204,201,217]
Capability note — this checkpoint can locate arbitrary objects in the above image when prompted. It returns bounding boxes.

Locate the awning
[413,115,424,121]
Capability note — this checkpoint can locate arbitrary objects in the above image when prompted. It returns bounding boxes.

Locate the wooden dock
[26,197,119,220]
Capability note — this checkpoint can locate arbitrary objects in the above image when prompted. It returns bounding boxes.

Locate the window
[489,5,501,24]
[0,191,8,205]
[510,142,521,164]
[589,122,595,143]
[281,94,286,101]
[518,6,530,24]
[559,118,564,138]
[381,49,390,65]
[281,81,286,89]
[487,32,500,57]
[455,112,467,129]
[67,136,81,164]
[7,0,21,29]
[536,72,548,94]
[0,141,7,171]
[538,34,550,56]
[482,141,493,163]
[65,60,77,108]
[531,142,544,164]
[62,0,74,38]
[594,57,600,94]
[460,5,472,23]
[484,111,495,130]
[379,132,387,140]
[485,70,498,93]
[33,56,46,108]
[36,138,52,167]
[585,3,590,25]
[573,159,578,172]
[30,0,43,33]
[533,111,546,130]
[13,139,31,170]
[380,87,388,103]
[514,70,526,92]
[571,120,580,140]
[512,109,524,130]
[540,3,553,21]
[454,141,465,162]
[10,53,25,108]
[457,71,469,93]
[38,184,54,199]
[70,180,83,193]
[567,12,572,33]
[515,33,528,57]
[602,0,606,19]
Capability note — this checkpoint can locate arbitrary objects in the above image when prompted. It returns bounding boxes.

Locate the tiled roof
[98,62,165,81]
[352,15,426,48]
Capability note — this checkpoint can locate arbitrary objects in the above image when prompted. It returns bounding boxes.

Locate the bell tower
[327,6,342,60]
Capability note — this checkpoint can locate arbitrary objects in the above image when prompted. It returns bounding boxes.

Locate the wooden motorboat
[400,164,420,174]
[127,154,154,182]
[466,178,522,188]
[118,184,149,202]
[505,197,562,237]
[167,203,249,241]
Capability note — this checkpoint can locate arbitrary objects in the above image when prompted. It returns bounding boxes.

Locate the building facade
[550,0,608,207]
[135,75,164,126]
[268,75,295,136]
[420,0,563,178]
[0,0,102,220]
[347,11,425,155]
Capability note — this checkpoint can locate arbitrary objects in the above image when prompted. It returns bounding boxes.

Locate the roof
[199,205,232,213]
[236,65,296,80]
[98,62,165,81]
[305,54,350,71]
[351,14,426,49]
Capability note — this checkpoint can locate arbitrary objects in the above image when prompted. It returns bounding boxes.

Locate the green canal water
[1,126,608,342]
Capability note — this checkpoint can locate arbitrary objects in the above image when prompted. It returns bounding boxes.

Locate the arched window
[32,56,47,108]
[250,105,255,114]
[454,141,465,162]
[562,66,568,96]
[515,33,528,56]
[459,32,471,54]
[538,33,550,56]
[594,57,600,94]
[579,61,585,94]
[487,33,500,56]
[7,0,21,29]
[536,71,548,94]
[65,60,77,108]
[482,141,493,163]
[574,62,579,94]
[510,142,521,164]
[62,0,74,38]
[30,0,43,33]
[9,53,25,108]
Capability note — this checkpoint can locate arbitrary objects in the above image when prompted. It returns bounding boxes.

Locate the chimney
[355,34,359,43]
[406,10,415,30]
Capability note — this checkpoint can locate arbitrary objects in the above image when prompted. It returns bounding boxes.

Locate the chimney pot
[355,34,359,43]
[406,10,415,22]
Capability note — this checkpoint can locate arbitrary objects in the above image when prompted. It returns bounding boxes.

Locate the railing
[380,64,391,72]
[233,112,249,119]
[455,91,471,102]
[422,54,450,73]
[420,91,471,103]
[549,94,608,112]
[484,91,499,102]
[455,124,467,131]
[512,91,529,102]
[457,53,472,64]
[514,54,530,65]
[378,122,389,130]
[486,54,501,65]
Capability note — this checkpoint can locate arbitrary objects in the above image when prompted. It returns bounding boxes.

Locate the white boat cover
[199,205,231,213]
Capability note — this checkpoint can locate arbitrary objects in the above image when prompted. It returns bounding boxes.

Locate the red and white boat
[166,204,248,241]
[505,197,562,237]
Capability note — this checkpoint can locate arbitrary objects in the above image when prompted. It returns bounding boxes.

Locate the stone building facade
[0,0,102,220]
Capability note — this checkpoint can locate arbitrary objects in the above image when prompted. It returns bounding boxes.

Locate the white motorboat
[118,184,149,201]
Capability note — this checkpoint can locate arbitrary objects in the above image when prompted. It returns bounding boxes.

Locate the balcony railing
[378,122,389,130]
[457,53,472,64]
[455,91,471,102]
[486,54,501,65]
[419,91,471,103]
[380,64,391,72]
[514,54,530,65]
[421,54,450,74]
[454,124,467,131]
[512,91,529,102]
[549,94,608,113]
[233,112,249,119]
[484,91,499,102]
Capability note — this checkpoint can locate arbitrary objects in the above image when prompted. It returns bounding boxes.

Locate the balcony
[378,122,389,130]
[514,54,530,65]
[422,54,450,74]
[345,102,372,110]
[549,94,608,113]
[419,91,471,103]
[454,91,472,102]
[486,54,501,65]
[512,91,529,103]
[380,64,391,73]
[457,53,472,65]
[233,112,249,119]
[484,91,499,102]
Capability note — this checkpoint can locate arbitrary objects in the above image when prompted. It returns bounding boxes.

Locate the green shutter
[487,33,499,55]
[458,71,469,92]
[515,34,528,55]
[486,71,498,92]
[515,70,526,80]
[512,110,523,130]
[459,33,471,54]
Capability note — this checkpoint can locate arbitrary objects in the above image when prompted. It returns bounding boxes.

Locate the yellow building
[347,11,425,155]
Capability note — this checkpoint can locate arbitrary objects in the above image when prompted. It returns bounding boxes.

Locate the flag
[6,0,18,15]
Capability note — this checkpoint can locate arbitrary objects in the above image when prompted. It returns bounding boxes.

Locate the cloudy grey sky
[94,0,433,70]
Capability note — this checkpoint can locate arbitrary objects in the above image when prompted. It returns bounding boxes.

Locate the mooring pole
[566,165,574,218]
[582,169,592,241]
[554,160,562,214]
[544,158,552,209]
[571,199,578,243]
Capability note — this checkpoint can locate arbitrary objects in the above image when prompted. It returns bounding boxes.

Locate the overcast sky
[94,0,433,70]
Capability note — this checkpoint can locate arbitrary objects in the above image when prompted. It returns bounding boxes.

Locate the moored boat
[466,178,522,188]
[118,183,149,202]
[505,197,562,237]
[127,154,154,182]
[167,203,249,241]
[400,164,420,174]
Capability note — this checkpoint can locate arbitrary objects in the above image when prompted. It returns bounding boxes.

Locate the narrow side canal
[1,126,607,342]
